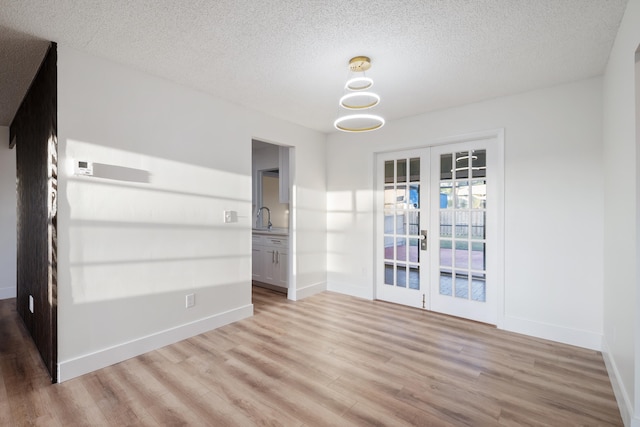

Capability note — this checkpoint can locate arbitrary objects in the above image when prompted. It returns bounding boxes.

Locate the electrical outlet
[29,295,34,313]
[185,293,195,308]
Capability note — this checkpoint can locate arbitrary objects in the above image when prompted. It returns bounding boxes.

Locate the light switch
[223,210,238,223]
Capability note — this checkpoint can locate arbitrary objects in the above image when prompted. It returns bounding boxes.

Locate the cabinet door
[279,146,289,203]
[252,247,263,281]
[275,250,288,288]
[263,249,278,284]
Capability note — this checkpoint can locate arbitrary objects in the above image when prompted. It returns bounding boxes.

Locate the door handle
[420,230,427,251]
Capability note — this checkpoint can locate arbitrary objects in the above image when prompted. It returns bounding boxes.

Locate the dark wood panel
[0,287,623,425]
[10,42,57,383]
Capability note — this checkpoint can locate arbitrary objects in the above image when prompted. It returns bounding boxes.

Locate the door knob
[420,230,428,250]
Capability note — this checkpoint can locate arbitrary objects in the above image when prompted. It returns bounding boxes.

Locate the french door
[376,138,502,324]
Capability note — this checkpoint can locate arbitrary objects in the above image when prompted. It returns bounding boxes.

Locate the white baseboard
[601,338,633,426]
[502,315,602,351]
[291,281,326,301]
[58,304,253,382]
[0,286,16,300]
[326,281,373,300]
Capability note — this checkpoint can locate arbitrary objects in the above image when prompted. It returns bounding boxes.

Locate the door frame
[251,138,296,301]
[373,129,505,327]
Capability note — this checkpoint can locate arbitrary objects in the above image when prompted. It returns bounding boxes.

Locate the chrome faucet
[257,206,272,230]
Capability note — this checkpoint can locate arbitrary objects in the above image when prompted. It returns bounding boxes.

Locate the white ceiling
[0,0,629,133]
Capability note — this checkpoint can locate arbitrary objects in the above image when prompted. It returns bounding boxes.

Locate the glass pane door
[437,150,486,301]
[430,140,500,325]
[376,137,501,323]
[377,149,428,308]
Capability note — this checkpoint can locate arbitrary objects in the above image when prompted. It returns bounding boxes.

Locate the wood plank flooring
[1,287,623,426]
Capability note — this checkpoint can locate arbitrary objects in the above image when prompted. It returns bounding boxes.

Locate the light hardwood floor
[1,287,623,426]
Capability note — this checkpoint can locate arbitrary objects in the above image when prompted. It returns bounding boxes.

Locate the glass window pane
[396,212,406,234]
[455,152,469,179]
[455,181,469,209]
[455,211,469,238]
[440,239,452,267]
[439,270,452,296]
[384,186,395,209]
[471,242,485,271]
[471,211,485,239]
[440,154,453,180]
[408,211,420,236]
[455,273,469,299]
[384,211,394,234]
[455,240,469,269]
[409,267,420,290]
[472,274,486,302]
[385,160,394,183]
[397,265,407,287]
[409,184,420,209]
[472,149,486,178]
[384,237,394,260]
[384,263,394,285]
[408,238,419,263]
[440,211,453,238]
[472,180,486,209]
[410,158,420,182]
[396,237,407,262]
[440,182,453,209]
[397,159,407,183]
[396,185,407,209]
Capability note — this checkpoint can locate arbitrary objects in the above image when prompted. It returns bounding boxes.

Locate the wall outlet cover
[185,293,195,308]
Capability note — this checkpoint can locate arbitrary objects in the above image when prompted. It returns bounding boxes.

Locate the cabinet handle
[276,251,279,264]
[272,251,275,263]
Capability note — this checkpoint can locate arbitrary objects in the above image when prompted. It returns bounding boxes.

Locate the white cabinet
[252,235,264,282]
[278,146,290,203]
[252,234,288,289]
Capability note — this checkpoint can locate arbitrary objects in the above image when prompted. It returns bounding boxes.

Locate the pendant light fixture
[334,56,385,132]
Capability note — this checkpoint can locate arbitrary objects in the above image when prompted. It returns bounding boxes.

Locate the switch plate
[29,295,34,313]
[185,293,195,308]
[223,210,238,223]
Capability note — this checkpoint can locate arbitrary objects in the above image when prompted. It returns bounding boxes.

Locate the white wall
[601,0,640,425]
[0,126,16,299]
[56,46,326,381]
[326,77,604,350]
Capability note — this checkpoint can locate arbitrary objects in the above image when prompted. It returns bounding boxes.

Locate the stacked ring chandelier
[334,56,385,132]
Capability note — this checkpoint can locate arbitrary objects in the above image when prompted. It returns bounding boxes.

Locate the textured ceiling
[0,0,629,133]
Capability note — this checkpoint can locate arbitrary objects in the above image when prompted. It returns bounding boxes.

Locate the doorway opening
[251,139,295,301]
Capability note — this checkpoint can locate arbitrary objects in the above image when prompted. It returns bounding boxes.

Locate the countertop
[252,228,289,237]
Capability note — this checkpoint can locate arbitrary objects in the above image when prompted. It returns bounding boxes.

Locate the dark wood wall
[10,43,58,382]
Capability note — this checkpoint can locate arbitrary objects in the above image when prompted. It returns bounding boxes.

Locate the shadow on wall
[64,139,252,306]
[91,163,151,183]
